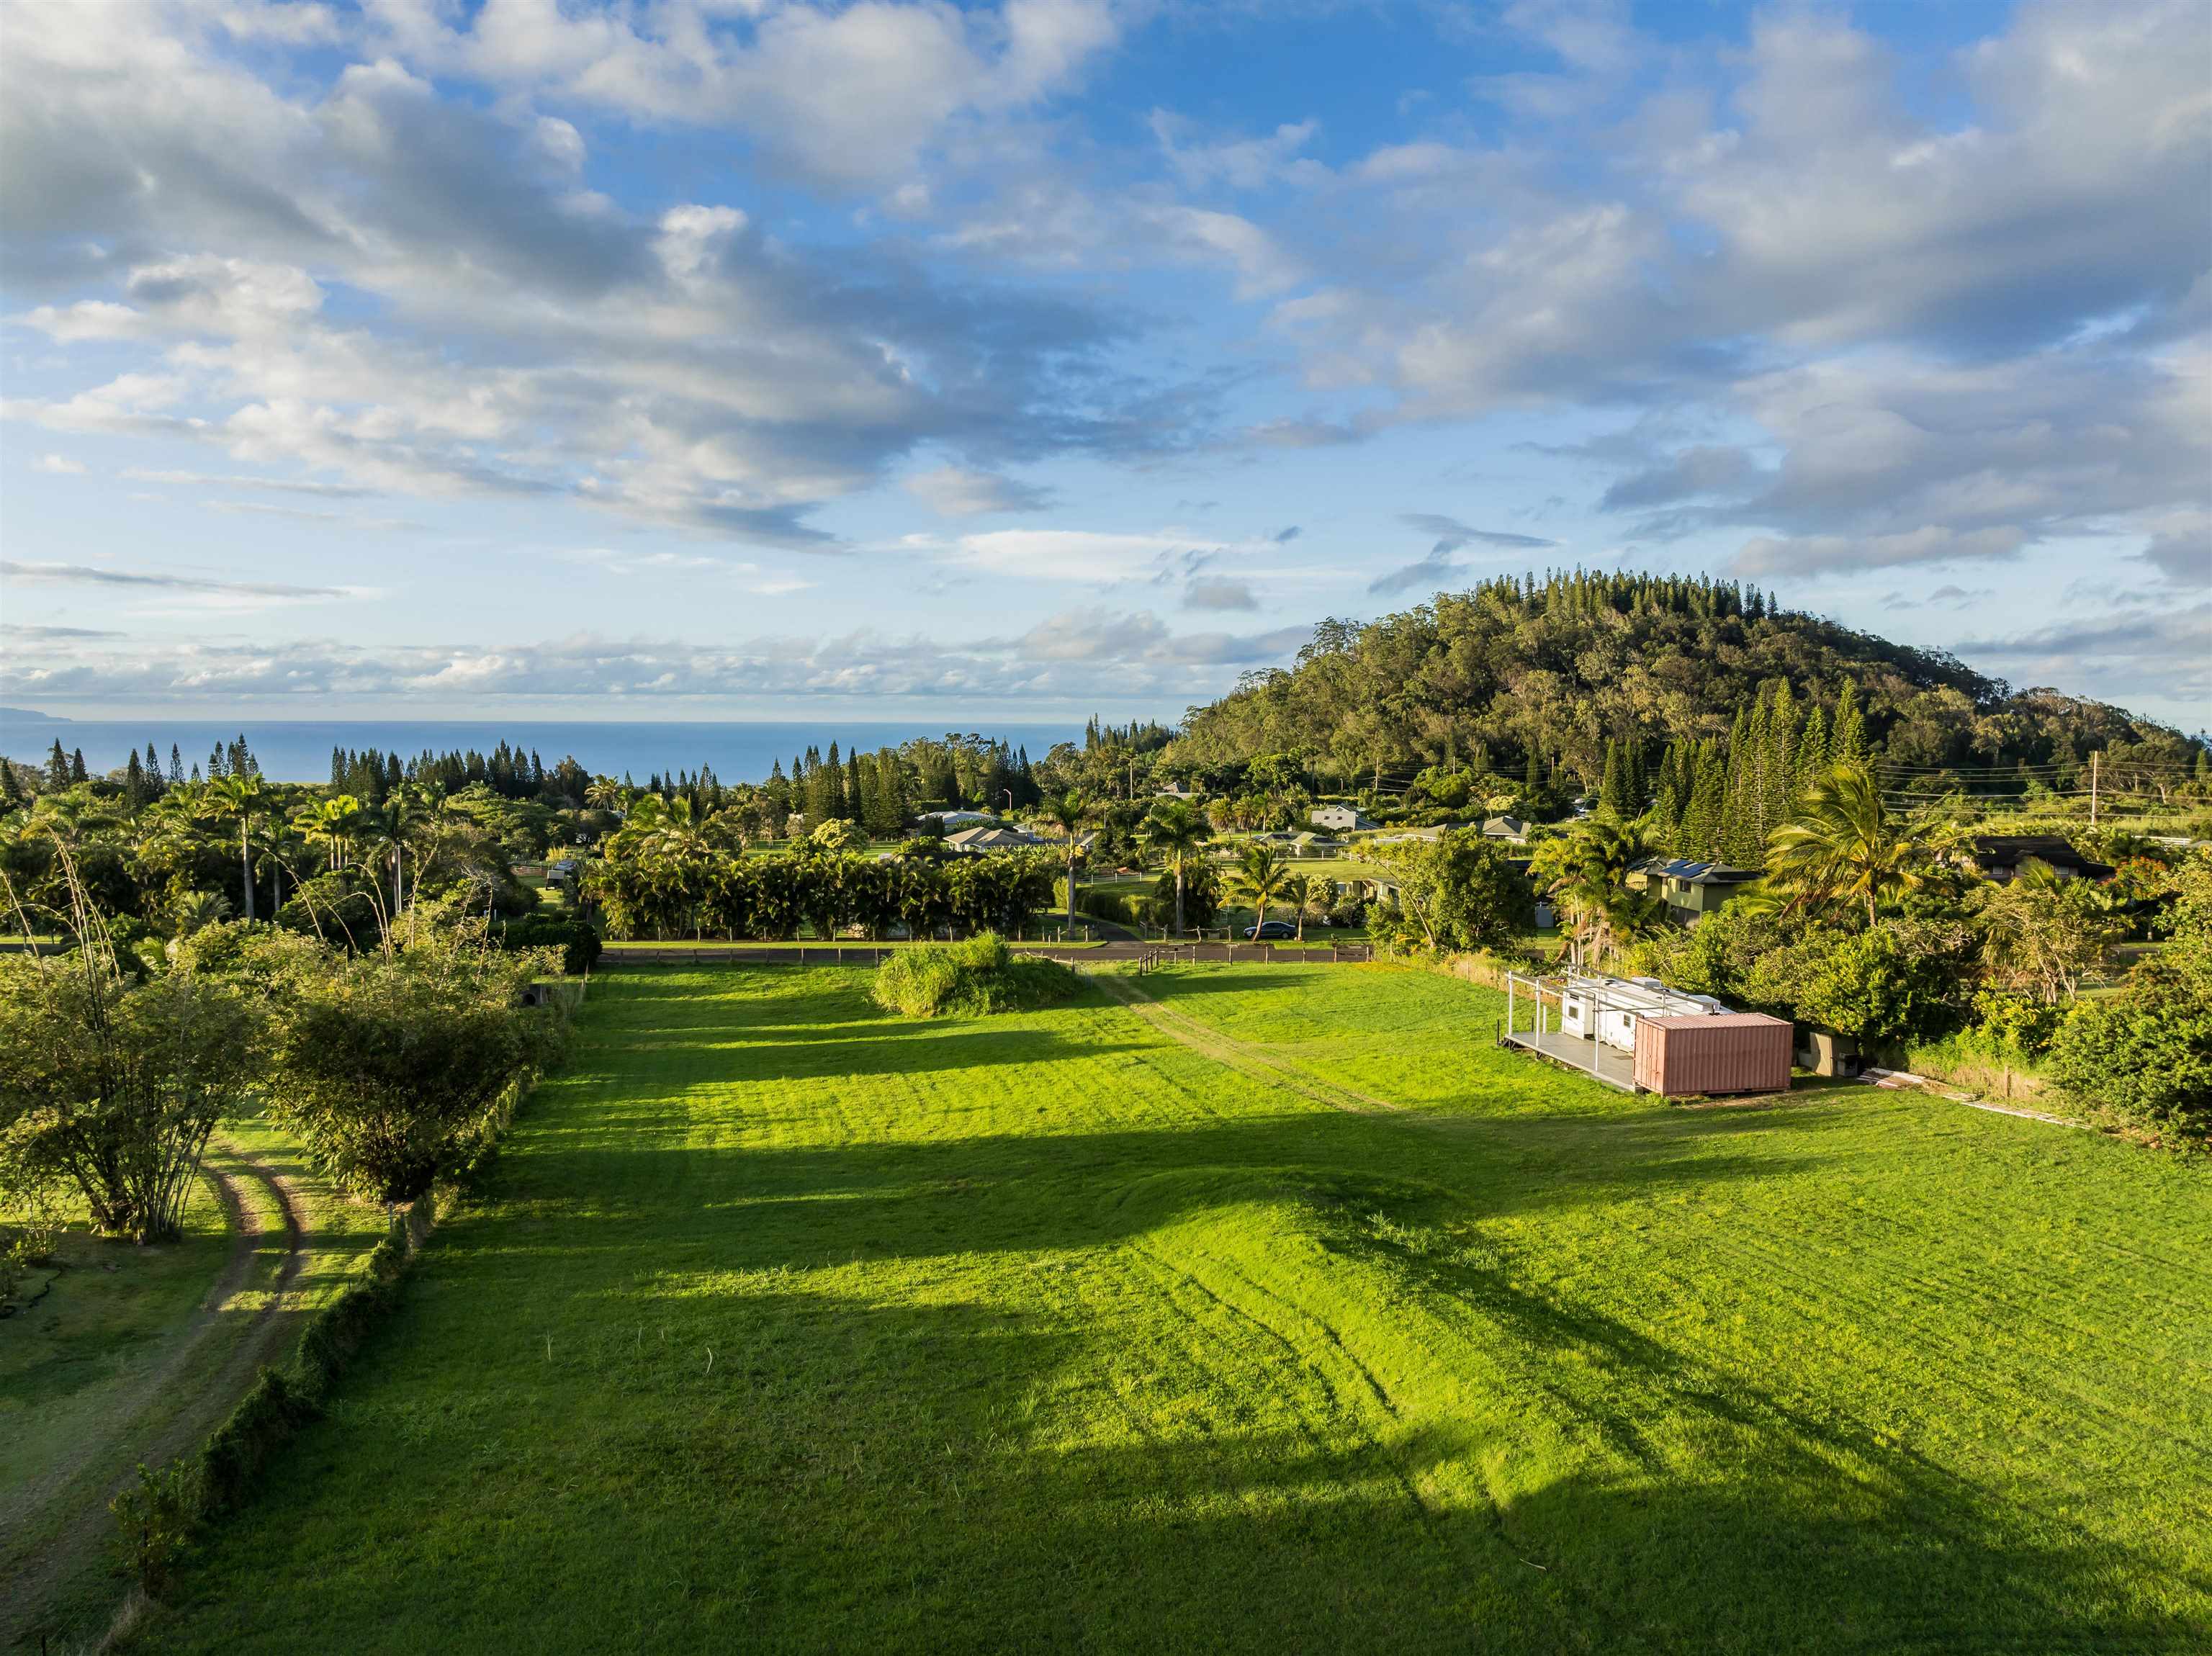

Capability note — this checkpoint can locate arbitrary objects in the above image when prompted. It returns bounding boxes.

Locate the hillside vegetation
[1171,571,2202,798]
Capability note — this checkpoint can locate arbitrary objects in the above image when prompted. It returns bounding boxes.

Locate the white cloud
[949,528,1269,583]
[363,0,1120,188]
[903,466,1056,516]
[34,454,85,474]
[1,611,1313,703]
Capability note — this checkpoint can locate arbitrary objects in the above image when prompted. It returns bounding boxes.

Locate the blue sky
[2,0,2206,727]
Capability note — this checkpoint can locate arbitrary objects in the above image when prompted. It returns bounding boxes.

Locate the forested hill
[1172,570,2198,791]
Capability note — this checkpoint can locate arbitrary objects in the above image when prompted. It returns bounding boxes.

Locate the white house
[1310,804,1373,832]
[1480,815,1530,844]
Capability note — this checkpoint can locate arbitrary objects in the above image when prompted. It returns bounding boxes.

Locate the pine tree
[1,759,19,803]
[46,740,69,788]
[1683,742,1727,861]
[1763,680,1798,835]
[126,750,147,804]
[1833,679,1869,765]
[1598,739,1629,817]
[169,744,185,785]
[1795,703,1830,795]
[1721,704,1760,865]
[1650,742,1686,844]
[144,742,163,789]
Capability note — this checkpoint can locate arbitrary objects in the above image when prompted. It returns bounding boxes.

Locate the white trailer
[1557,974,1730,1053]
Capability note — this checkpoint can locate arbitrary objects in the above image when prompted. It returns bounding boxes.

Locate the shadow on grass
[152,1265,2205,1656]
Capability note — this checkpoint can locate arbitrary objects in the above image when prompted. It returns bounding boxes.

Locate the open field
[136,964,2211,1654]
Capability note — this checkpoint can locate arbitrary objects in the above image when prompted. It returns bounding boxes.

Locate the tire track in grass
[1091,971,1403,1118]
[0,1140,310,1650]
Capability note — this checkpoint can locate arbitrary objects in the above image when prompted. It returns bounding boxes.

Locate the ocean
[0,716,1089,786]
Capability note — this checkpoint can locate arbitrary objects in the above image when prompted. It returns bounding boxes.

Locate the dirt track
[0,1143,309,1652]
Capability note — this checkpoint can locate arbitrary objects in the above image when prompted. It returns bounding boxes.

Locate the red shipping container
[1633,1013,1794,1097]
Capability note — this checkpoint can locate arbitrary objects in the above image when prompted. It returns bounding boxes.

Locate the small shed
[1633,1013,1793,1097]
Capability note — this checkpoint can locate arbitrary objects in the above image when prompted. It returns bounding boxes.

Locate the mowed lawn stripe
[142,965,2211,1655]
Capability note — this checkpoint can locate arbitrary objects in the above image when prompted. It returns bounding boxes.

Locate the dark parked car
[1242,919,1298,940]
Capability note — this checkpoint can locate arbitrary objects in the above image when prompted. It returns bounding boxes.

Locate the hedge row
[114,1063,547,1596]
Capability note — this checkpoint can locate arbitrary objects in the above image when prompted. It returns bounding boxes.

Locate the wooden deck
[1500,1026,1640,1092]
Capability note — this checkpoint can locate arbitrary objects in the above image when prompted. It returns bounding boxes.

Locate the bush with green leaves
[268,940,565,1204]
[2046,959,2212,1146]
[1370,829,1536,955]
[493,913,603,975]
[0,955,261,1243]
[2045,847,2212,1146]
[870,932,1078,1019]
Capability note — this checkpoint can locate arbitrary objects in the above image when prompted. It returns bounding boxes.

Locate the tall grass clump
[870,932,1078,1018]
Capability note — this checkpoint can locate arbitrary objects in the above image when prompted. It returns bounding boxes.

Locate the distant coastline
[0,707,64,723]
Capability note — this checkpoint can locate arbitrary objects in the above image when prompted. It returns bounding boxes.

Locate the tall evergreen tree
[1833,678,1869,765]
[1763,680,1799,837]
[1683,741,1727,861]
[1796,703,1830,796]
[46,740,70,788]
[1598,740,1629,817]
[169,744,185,785]
[1721,703,1763,865]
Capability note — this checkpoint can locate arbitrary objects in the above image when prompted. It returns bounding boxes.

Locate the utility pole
[2090,751,2100,828]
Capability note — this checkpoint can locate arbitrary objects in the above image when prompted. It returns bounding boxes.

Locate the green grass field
[138,965,2212,1653]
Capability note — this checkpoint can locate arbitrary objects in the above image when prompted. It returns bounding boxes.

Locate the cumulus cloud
[0,4,1151,549]
[1956,601,2212,709]
[363,0,1120,188]
[948,528,1270,583]
[902,466,1056,516]
[34,454,85,474]
[1,611,1313,703]
[1182,577,1259,612]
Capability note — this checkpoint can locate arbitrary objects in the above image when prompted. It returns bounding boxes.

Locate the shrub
[112,1459,199,1596]
[2046,958,2212,1147]
[268,947,565,1204]
[495,914,602,975]
[871,932,1079,1018]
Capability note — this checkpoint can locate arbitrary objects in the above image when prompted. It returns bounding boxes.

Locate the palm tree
[1766,765,1958,927]
[252,818,307,914]
[168,888,232,937]
[356,790,429,935]
[1280,872,1311,941]
[1530,819,1660,971]
[1139,800,1210,937]
[1226,841,1292,938]
[198,774,266,922]
[585,777,629,814]
[1038,790,1092,938]
[295,795,362,871]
